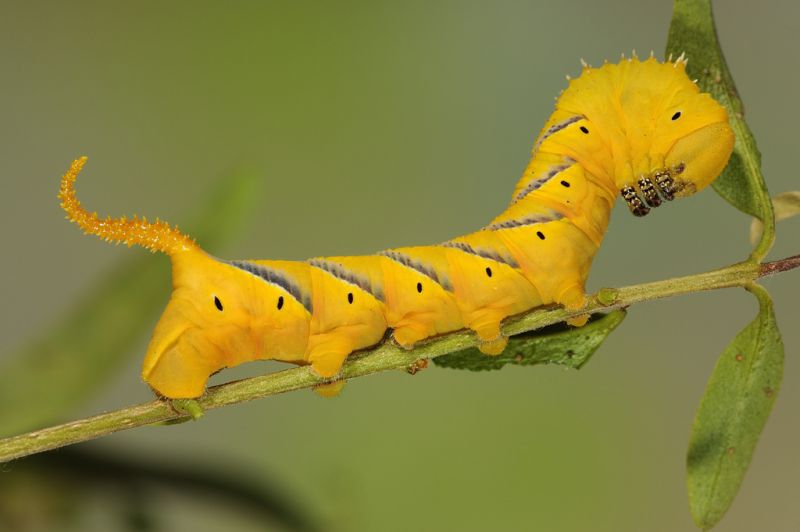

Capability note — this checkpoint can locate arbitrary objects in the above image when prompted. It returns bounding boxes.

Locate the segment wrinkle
[514,158,576,201]
[486,211,565,231]
[441,241,519,268]
[532,115,583,154]
[308,258,384,301]
[378,250,453,292]
[227,260,313,313]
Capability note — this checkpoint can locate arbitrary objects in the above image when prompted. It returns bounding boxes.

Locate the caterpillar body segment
[59,56,734,399]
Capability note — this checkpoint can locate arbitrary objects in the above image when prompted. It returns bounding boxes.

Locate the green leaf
[686,284,784,530]
[750,191,800,245]
[0,168,261,437]
[666,0,775,262]
[434,310,625,371]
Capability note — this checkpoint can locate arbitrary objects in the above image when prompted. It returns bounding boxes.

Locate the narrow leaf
[686,284,784,529]
[666,0,775,261]
[750,191,800,245]
[434,310,625,371]
[0,168,262,437]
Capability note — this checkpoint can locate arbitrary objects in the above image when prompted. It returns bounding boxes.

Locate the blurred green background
[1,1,798,531]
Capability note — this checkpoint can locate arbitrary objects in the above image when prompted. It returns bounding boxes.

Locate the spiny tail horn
[59,157,196,255]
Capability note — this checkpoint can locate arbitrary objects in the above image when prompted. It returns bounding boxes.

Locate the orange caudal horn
[59,157,196,255]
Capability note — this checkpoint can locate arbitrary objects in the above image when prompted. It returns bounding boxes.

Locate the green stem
[0,255,797,463]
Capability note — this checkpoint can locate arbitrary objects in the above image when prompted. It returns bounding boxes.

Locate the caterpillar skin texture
[59,56,734,399]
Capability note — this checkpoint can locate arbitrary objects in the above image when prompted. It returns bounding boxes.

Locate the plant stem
[0,255,797,463]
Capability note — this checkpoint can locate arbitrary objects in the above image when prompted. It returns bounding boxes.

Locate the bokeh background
[1,1,797,530]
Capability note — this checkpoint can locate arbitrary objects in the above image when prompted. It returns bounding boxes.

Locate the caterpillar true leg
[60,56,734,399]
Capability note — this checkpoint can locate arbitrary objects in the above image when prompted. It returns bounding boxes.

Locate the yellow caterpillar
[59,55,734,399]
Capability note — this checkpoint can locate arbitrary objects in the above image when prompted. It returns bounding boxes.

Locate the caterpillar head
[627,57,735,215]
[560,57,735,216]
[60,158,310,398]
